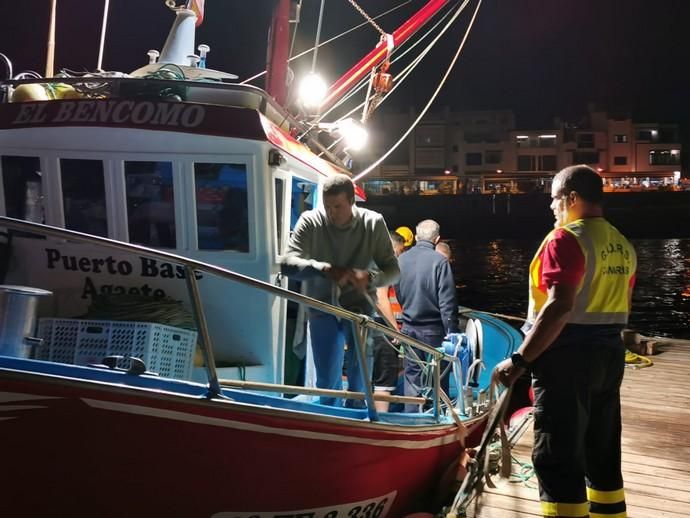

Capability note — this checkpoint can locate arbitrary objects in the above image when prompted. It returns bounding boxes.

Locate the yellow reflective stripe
[587,487,625,504]
[540,501,589,517]
[590,513,627,518]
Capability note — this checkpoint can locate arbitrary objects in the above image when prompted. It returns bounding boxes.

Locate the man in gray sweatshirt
[281,174,399,406]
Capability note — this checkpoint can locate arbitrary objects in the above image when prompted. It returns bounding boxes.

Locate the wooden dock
[464,339,690,517]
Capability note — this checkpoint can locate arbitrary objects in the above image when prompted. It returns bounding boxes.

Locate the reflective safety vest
[388,286,403,322]
[527,217,636,325]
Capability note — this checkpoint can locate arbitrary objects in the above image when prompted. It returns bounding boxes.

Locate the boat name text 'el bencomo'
[12,100,206,128]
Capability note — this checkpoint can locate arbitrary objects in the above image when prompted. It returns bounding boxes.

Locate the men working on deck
[372,231,406,412]
[493,165,636,518]
[396,219,458,412]
[281,174,399,406]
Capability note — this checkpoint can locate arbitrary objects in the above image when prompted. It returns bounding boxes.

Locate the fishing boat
[0,1,522,516]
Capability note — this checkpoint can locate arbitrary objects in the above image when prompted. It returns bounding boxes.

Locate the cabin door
[279,173,318,386]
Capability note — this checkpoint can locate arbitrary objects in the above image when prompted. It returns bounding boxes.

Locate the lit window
[649,150,680,166]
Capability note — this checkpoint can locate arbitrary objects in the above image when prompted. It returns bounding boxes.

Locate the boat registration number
[212,491,396,518]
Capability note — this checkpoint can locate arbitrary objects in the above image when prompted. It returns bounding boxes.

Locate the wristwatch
[511,352,530,369]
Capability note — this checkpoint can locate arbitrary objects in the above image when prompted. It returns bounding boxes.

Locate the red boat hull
[0,376,464,517]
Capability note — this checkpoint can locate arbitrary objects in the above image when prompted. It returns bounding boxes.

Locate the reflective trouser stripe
[587,487,625,504]
[588,487,626,516]
[540,501,589,517]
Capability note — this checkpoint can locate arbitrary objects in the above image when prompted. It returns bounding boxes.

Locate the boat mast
[45,0,57,77]
[96,0,111,70]
[265,0,291,106]
[319,0,451,113]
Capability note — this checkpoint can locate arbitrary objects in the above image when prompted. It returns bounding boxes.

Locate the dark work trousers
[531,328,626,518]
[401,323,449,413]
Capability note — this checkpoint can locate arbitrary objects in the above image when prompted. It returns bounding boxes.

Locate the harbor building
[361,106,683,195]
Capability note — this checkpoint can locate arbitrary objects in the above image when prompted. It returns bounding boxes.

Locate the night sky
[2,0,689,131]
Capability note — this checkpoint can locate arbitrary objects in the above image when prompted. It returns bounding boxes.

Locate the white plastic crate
[36,318,197,380]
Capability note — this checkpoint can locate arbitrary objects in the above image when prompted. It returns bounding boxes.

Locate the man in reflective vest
[493,165,636,518]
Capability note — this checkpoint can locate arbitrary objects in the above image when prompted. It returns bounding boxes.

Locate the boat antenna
[96,0,111,70]
[353,0,482,182]
[45,0,57,77]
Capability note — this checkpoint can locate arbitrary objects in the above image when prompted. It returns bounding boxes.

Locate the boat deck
[465,338,690,517]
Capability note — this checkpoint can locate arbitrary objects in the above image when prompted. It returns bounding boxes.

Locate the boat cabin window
[290,178,317,230]
[60,159,107,237]
[125,161,176,248]
[194,163,249,252]
[1,156,43,223]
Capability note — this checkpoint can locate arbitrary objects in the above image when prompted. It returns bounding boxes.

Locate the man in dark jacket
[396,219,458,411]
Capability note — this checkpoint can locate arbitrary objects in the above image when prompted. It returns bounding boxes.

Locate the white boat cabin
[0,82,347,384]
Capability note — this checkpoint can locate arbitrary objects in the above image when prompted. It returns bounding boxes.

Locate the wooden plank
[467,338,690,517]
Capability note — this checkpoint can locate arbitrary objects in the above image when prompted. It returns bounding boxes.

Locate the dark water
[448,238,690,340]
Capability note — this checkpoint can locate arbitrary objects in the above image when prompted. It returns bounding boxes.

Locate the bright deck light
[338,118,368,151]
[298,73,327,109]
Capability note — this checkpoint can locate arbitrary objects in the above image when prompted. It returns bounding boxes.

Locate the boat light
[338,118,368,152]
[298,73,327,109]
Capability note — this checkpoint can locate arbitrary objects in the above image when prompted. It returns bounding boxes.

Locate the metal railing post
[433,355,440,421]
[351,319,378,421]
[185,265,221,397]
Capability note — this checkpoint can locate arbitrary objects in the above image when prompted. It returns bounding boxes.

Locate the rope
[240,1,411,84]
[625,349,653,369]
[353,0,481,181]
[347,0,388,38]
[315,0,459,125]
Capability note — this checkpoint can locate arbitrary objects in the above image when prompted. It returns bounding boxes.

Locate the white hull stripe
[83,399,461,450]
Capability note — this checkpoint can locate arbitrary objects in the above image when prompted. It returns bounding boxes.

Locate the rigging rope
[306,0,461,140]
[347,0,388,38]
[310,0,464,130]
[354,0,482,181]
[239,1,411,84]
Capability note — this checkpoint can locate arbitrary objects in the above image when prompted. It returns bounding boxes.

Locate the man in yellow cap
[395,226,414,251]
